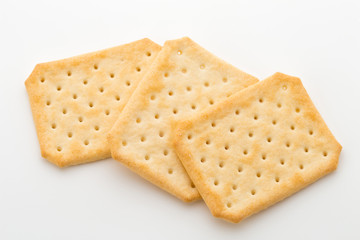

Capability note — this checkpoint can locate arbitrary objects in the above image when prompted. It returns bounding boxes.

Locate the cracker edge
[25,38,161,167]
[108,36,259,202]
[173,72,342,222]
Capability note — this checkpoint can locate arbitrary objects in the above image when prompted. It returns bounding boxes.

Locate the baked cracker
[25,39,161,167]
[109,37,258,202]
[174,72,342,221]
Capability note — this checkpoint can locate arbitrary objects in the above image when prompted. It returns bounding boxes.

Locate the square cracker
[109,37,258,202]
[174,72,342,222]
[25,39,161,167]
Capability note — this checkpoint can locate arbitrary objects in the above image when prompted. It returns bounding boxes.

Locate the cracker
[25,39,161,167]
[174,72,342,222]
[109,37,258,202]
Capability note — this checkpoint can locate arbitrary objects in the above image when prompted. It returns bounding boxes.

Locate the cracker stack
[26,37,341,223]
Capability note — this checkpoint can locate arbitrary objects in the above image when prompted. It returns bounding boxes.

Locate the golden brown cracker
[25,39,161,167]
[174,72,341,222]
[109,37,258,202]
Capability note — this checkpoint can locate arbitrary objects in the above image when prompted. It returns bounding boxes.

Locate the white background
[1,0,359,239]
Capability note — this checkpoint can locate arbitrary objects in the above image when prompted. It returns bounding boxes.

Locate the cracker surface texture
[25,39,161,167]
[109,37,258,202]
[174,72,342,222]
